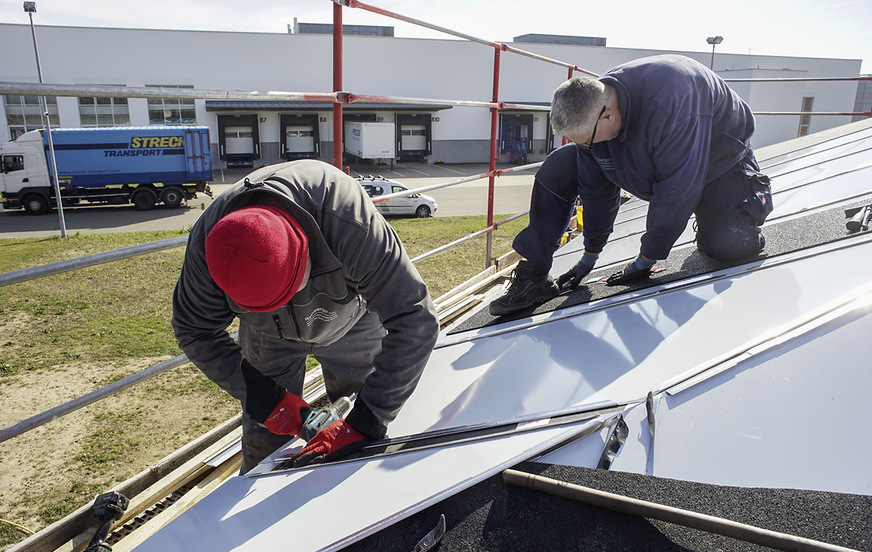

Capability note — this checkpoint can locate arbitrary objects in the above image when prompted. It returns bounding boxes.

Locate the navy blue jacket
[580,55,755,260]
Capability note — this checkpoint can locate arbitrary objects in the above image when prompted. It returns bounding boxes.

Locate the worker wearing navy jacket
[172,160,439,472]
[491,54,772,315]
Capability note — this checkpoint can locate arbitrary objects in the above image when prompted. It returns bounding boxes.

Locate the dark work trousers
[514,151,772,272]
[237,310,386,473]
[512,145,579,275]
[694,150,772,262]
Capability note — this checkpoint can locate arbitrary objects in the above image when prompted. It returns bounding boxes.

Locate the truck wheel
[132,188,157,211]
[160,187,184,208]
[22,194,50,215]
[415,205,431,218]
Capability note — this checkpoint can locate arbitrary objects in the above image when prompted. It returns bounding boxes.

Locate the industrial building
[3,13,872,552]
[0,21,865,169]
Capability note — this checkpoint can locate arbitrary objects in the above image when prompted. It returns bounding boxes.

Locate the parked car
[357,177,438,218]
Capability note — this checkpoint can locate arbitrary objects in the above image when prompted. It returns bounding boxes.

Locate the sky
[2,0,872,73]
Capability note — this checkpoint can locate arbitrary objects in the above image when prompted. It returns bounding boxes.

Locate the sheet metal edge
[321,410,623,552]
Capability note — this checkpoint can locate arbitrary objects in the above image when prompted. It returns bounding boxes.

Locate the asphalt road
[0,161,537,239]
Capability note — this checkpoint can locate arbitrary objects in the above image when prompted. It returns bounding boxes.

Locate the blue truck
[0,127,213,215]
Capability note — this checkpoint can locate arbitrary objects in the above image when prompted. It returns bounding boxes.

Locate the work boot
[489,260,559,316]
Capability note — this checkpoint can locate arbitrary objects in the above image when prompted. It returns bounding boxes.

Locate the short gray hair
[550,77,607,138]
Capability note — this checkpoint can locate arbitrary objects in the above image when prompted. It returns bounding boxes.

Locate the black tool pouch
[740,169,773,226]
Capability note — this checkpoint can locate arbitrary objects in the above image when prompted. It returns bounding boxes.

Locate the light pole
[24,1,67,237]
[706,36,723,70]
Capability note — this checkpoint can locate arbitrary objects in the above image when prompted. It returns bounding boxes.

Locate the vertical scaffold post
[332,2,344,169]
[486,47,501,268]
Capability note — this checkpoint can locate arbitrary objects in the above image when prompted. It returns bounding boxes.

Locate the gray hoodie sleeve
[332,205,439,439]
[171,228,246,404]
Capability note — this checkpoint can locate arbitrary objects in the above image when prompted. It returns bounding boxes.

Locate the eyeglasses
[579,105,606,150]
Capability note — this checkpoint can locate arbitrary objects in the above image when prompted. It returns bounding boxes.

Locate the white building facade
[0,23,864,168]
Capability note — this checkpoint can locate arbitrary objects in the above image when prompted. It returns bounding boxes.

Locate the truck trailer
[343,122,395,160]
[0,127,213,215]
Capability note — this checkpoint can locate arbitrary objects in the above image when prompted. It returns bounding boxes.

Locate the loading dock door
[286,127,314,154]
[225,127,253,155]
[281,114,320,159]
[217,114,260,167]
[396,114,432,158]
[401,125,427,151]
[499,114,533,164]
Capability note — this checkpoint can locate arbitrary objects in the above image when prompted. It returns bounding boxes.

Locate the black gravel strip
[451,201,872,335]
[342,462,872,551]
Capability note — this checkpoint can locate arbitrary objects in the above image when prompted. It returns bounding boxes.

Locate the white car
[358,178,438,218]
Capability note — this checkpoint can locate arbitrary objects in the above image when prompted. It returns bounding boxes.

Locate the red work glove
[263,392,310,437]
[241,359,310,437]
[290,419,371,468]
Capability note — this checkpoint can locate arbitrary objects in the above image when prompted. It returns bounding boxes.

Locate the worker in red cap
[172,160,439,473]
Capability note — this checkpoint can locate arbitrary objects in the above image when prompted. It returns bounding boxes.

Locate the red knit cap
[205,205,309,312]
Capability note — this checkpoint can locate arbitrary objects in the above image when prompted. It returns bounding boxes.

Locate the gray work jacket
[171,160,439,439]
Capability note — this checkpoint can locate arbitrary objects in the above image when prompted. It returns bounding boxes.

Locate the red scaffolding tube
[328,0,872,267]
[330,0,599,266]
[333,2,344,172]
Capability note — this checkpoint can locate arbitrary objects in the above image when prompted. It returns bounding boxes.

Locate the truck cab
[0,131,52,214]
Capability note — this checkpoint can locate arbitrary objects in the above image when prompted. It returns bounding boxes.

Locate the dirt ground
[0,357,240,550]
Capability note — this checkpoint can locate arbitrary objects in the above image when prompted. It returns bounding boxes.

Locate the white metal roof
[133,119,872,552]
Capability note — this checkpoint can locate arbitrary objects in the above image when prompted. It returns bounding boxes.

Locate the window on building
[798,96,814,137]
[286,129,314,138]
[146,85,196,125]
[4,95,59,140]
[226,129,253,139]
[78,88,130,127]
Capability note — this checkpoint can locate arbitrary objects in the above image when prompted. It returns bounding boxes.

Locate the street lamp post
[24,1,67,237]
[706,36,723,70]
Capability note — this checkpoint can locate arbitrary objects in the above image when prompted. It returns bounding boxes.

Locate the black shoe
[489,261,559,316]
